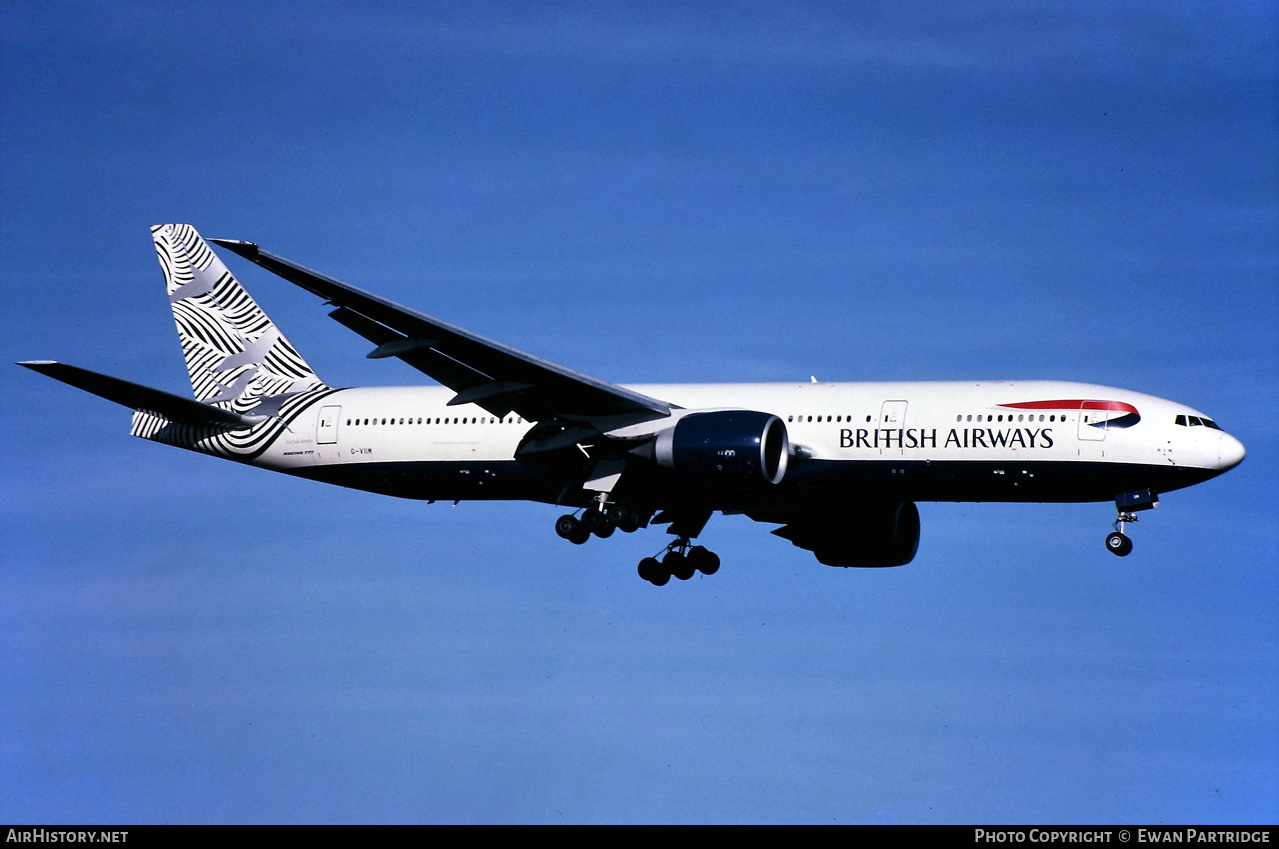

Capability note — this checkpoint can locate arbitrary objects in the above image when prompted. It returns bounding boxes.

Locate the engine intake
[653,410,790,486]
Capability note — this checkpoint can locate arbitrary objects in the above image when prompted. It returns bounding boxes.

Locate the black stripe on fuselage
[288,458,1222,509]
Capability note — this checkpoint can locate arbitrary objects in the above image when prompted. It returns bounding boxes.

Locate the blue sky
[2,1,1276,823]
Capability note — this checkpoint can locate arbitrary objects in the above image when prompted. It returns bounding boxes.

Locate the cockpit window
[1175,414,1223,430]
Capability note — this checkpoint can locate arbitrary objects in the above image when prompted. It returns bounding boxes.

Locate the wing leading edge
[209,239,672,426]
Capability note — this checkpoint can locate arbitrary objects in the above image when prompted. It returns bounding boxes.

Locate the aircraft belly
[770,458,1218,505]
[616,458,1219,513]
[290,459,553,502]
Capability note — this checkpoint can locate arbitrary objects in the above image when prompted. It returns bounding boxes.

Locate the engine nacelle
[652,410,790,486]
[818,501,920,567]
[778,501,921,567]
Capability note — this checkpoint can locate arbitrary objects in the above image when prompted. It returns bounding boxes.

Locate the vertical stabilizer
[152,223,327,414]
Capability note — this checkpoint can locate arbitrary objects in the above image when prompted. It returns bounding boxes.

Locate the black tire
[638,556,665,585]
[1106,532,1133,557]
[594,520,615,539]
[618,510,640,534]
[569,526,591,545]
[555,514,579,540]
[689,546,720,575]
[580,509,603,532]
[666,551,695,581]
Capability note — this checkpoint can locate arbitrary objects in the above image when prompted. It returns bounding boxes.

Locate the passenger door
[317,406,341,444]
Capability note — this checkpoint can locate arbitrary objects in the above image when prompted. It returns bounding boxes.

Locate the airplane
[19,224,1246,585]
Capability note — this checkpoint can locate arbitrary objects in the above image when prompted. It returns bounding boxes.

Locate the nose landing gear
[1105,511,1138,557]
[1105,489,1159,557]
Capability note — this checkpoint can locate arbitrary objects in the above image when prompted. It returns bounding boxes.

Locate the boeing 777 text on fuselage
[20,224,1246,585]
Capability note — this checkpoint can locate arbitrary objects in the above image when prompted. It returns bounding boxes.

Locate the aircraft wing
[209,239,672,425]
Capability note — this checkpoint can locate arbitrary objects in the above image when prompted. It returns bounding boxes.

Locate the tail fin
[152,223,327,414]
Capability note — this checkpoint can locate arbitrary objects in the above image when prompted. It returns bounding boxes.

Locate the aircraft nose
[1218,432,1246,471]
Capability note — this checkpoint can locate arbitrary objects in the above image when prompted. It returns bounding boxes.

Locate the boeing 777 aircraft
[20,224,1246,585]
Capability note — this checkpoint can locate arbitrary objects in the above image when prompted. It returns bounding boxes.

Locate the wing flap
[328,306,495,398]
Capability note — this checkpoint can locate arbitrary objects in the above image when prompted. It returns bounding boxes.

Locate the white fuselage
[243,379,1243,508]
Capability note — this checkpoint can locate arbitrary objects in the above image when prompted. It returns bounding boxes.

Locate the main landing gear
[554,503,721,585]
[555,502,641,545]
[637,539,720,586]
[1105,511,1138,557]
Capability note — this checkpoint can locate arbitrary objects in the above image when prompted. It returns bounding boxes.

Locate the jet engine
[649,410,790,486]
[775,501,921,567]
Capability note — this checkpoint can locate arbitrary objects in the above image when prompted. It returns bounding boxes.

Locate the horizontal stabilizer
[18,361,261,428]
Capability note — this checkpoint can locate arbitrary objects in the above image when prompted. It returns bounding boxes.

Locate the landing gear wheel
[1105,531,1133,557]
[687,546,720,575]
[617,510,640,534]
[569,525,590,545]
[555,514,579,540]
[580,509,603,532]
[593,519,615,539]
[638,557,669,586]
[666,550,696,581]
